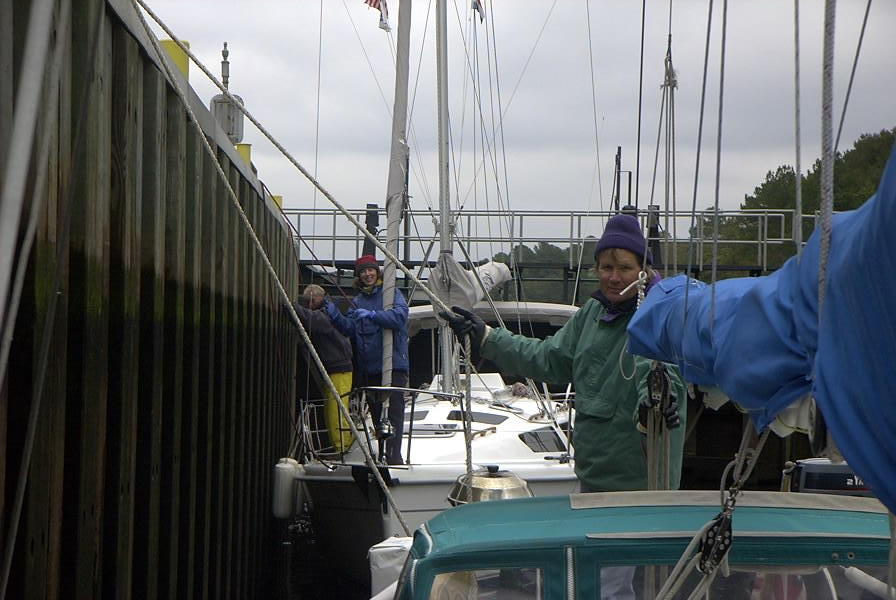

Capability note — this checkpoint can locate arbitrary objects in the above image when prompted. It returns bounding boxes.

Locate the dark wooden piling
[2,1,300,598]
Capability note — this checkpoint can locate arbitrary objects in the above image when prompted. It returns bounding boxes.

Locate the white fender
[272,458,299,519]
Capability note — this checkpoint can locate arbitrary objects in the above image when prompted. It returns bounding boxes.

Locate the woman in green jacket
[442,214,686,493]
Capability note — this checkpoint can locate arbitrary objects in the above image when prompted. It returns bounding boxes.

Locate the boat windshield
[596,563,892,599]
[427,567,543,599]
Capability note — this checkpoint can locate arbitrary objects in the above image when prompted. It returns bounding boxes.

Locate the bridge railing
[282,206,807,274]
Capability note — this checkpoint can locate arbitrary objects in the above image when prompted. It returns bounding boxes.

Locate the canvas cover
[627,144,896,514]
[429,254,512,311]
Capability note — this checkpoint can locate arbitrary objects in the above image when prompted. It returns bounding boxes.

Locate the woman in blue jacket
[326,254,409,464]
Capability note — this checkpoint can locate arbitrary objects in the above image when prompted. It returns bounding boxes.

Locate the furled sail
[627,144,896,514]
[429,254,512,312]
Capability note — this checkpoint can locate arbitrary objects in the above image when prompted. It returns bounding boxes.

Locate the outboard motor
[782,457,873,497]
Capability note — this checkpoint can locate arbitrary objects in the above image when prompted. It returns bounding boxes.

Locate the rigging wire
[486,0,529,335]
[311,0,324,250]
[407,0,436,210]
[571,0,607,306]
[709,0,729,330]
[635,0,647,208]
[498,0,558,124]
[340,0,393,115]
[834,0,872,154]
[683,0,716,319]
[665,0,678,275]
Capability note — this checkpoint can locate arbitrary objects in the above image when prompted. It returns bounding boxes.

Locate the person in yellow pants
[294,285,355,453]
[322,371,353,452]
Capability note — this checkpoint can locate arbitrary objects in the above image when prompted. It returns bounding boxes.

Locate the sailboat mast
[436,0,455,392]
[382,0,413,386]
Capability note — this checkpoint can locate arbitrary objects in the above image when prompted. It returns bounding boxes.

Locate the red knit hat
[355,254,379,274]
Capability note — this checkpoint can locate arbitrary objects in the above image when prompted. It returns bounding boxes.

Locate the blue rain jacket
[329,284,409,375]
[627,144,896,514]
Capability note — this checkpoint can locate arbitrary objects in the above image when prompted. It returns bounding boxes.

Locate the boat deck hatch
[447,410,509,425]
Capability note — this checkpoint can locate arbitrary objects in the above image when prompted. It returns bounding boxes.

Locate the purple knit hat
[594,214,652,265]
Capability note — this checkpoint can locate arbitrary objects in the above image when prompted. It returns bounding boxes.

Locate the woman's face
[358,266,379,286]
[597,248,642,302]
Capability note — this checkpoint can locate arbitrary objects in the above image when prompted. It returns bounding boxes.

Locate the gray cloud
[146,0,895,225]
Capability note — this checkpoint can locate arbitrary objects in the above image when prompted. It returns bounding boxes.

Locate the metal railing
[282,207,801,274]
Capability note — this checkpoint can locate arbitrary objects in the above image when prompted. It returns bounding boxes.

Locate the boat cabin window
[519,427,568,453]
[406,410,429,421]
[598,563,891,599]
[429,567,543,599]
[446,410,509,426]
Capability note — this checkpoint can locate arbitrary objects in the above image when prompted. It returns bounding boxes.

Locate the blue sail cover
[628,145,896,514]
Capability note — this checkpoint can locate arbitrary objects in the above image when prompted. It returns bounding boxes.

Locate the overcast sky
[143,0,895,259]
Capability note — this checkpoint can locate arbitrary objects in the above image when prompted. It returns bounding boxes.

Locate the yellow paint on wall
[160,39,190,79]
[236,143,252,165]
[272,195,283,208]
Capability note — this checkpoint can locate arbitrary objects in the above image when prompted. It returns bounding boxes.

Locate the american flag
[472,0,485,23]
[364,0,391,32]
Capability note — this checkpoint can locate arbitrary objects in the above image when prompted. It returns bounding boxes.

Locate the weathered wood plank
[69,5,112,597]
[45,8,73,598]
[160,84,186,600]
[208,152,232,598]
[258,205,275,595]
[134,59,166,600]
[6,3,301,595]
[178,112,202,600]
[234,179,249,596]
[194,139,217,600]
[246,186,261,593]
[104,23,143,600]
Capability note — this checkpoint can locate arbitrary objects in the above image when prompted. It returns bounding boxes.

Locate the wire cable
[834,0,872,154]
[634,0,647,207]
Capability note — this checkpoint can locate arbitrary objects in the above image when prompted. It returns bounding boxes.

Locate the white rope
[0,0,56,340]
[135,0,452,316]
[818,0,835,318]
[657,422,770,598]
[133,0,413,536]
[0,2,71,594]
[793,0,804,255]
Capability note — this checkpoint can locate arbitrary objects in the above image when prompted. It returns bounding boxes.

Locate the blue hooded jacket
[328,284,409,375]
[627,143,896,514]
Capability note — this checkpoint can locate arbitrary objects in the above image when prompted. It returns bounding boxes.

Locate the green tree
[691,127,895,276]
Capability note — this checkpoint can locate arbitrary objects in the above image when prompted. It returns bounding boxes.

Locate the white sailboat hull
[295,373,577,586]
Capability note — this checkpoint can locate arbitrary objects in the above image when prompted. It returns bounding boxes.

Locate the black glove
[638,399,681,432]
[638,364,681,432]
[438,306,486,348]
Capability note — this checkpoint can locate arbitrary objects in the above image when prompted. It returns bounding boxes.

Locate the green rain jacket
[481,297,686,492]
